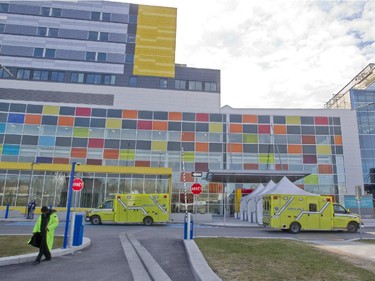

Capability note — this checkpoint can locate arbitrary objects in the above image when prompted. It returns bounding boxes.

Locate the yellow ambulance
[263,194,361,233]
[86,193,170,225]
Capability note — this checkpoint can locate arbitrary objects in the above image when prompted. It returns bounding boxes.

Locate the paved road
[1,220,375,281]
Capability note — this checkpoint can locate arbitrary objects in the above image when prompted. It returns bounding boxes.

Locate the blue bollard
[183,213,188,239]
[190,217,194,239]
[5,204,9,219]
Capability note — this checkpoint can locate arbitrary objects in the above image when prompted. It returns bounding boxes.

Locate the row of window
[175,79,217,92]
[0,3,137,23]
[33,47,109,63]
[0,103,225,120]
[10,68,116,85]
[1,67,218,92]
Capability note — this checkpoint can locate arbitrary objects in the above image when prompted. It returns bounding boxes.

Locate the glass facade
[0,102,347,215]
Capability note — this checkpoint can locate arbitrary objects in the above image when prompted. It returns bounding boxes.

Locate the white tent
[256,176,318,224]
[268,176,319,196]
[253,180,276,224]
[239,183,265,221]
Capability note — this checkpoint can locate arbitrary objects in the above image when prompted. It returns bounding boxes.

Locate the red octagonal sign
[191,183,202,195]
[72,177,84,192]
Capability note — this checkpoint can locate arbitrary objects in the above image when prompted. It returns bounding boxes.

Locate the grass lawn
[196,238,375,281]
[0,235,64,257]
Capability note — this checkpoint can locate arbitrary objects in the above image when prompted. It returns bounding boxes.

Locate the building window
[91,11,100,20]
[45,49,56,58]
[33,48,43,57]
[37,27,47,36]
[204,82,217,92]
[99,32,109,41]
[51,8,62,17]
[104,75,116,85]
[51,71,64,82]
[87,74,102,84]
[102,12,111,21]
[129,76,137,87]
[0,24,4,33]
[160,79,168,88]
[175,79,186,90]
[189,81,202,91]
[71,72,84,83]
[16,69,31,80]
[86,52,96,61]
[33,70,49,81]
[88,31,98,40]
[97,52,106,62]
[0,67,12,78]
[48,28,59,37]
[0,4,9,12]
[41,7,50,16]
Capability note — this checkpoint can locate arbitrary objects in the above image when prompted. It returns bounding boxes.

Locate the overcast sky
[116,0,375,109]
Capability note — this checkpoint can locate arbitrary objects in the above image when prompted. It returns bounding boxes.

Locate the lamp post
[25,162,38,218]
[63,162,79,248]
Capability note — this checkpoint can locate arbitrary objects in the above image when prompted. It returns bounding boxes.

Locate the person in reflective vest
[32,206,59,265]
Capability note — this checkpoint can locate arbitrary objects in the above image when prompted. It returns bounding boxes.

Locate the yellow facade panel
[134,5,177,78]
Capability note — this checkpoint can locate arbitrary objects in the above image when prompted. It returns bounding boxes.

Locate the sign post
[355,185,363,239]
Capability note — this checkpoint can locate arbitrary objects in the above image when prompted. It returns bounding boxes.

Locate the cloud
[119,0,375,108]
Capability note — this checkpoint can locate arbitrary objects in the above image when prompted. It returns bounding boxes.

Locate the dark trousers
[36,235,51,261]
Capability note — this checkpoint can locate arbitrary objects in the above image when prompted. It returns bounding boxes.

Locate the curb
[183,239,222,281]
[0,237,91,267]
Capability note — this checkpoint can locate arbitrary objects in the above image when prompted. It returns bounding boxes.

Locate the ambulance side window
[309,204,317,212]
[101,201,113,209]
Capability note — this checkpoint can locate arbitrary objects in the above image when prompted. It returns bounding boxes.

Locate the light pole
[25,162,38,218]
[63,162,79,248]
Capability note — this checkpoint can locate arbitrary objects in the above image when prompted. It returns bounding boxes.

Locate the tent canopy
[268,176,319,196]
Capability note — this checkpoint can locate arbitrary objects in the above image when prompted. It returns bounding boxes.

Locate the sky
[114,0,375,109]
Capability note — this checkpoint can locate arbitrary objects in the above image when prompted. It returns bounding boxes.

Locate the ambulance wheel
[347,222,359,233]
[143,216,153,226]
[289,222,301,234]
[90,215,101,225]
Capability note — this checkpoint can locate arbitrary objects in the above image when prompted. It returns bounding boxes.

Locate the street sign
[72,177,84,192]
[191,171,202,177]
[191,183,202,195]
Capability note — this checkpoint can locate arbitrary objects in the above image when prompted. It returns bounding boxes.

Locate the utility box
[72,213,84,246]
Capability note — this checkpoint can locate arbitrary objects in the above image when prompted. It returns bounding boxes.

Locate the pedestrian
[27,199,36,219]
[32,206,59,265]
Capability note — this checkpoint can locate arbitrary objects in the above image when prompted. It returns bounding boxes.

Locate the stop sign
[72,177,84,192]
[191,183,202,195]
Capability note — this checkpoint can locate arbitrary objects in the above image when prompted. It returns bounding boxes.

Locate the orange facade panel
[318,165,333,174]
[71,148,87,158]
[242,115,257,123]
[123,110,138,119]
[273,125,286,134]
[230,124,242,133]
[104,149,119,159]
[25,114,41,125]
[58,116,74,126]
[153,121,168,131]
[227,143,243,153]
[169,112,182,120]
[334,135,343,145]
[196,142,209,152]
[288,144,302,154]
[182,132,195,141]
